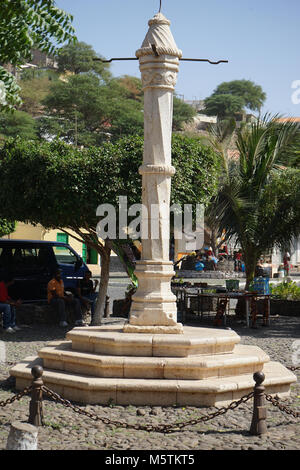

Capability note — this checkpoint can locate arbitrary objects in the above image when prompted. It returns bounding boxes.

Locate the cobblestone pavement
[0,314,299,451]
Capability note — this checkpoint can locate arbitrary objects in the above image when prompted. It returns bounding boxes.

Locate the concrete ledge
[37,342,269,380]
[10,357,296,407]
[65,325,241,357]
[123,324,184,334]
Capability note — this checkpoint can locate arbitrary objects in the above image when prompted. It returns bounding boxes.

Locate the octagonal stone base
[123,324,184,334]
[9,325,297,408]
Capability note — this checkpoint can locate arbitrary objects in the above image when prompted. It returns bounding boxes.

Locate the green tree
[205,118,237,253]
[0,0,76,111]
[0,134,220,323]
[204,80,267,119]
[204,94,245,119]
[208,115,300,288]
[213,80,266,112]
[40,73,197,143]
[56,41,111,81]
[172,97,196,131]
[115,76,143,102]
[0,219,15,238]
[0,110,37,140]
[39,73,144,144]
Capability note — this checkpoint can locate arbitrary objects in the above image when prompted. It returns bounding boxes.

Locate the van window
[0,246,54,270]
[53,245,78,265]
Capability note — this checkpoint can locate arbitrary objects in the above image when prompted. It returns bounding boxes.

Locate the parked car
[0,239,89,301]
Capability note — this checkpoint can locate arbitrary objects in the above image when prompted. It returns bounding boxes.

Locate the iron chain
[1,362,298,432]
[265,394,300,419]
[287,366,300,372]
[42,385,254,434]
[0,386,32,408]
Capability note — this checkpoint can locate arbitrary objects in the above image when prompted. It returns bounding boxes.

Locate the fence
[0,365,299,443]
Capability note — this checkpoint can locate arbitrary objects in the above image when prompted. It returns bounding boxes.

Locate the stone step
[65,324,241,357]
[10,357,297,407]
[38,341,269,380]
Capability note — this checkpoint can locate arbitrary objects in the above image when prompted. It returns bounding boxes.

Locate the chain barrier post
[250,371,267,436]
[104,295,110,318]
[28,365,44,427]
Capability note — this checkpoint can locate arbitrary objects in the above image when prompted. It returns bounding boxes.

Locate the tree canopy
[40,73,144,144]
[208,115,300,287]
[0,218,15,238]
[204,94,245,120]
[0,0,76,110]
[0,134,220,321]
[56,41,111,81]
[38,70,196,144]
[173,97,196,131]
[0,109,37,141]
[0,134,220,231]
[204,80,266,119]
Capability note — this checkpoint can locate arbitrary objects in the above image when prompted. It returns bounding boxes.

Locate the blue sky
[56,0,300,116]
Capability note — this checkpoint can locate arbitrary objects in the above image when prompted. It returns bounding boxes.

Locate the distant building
[234,113,258,128]
[2,48,58,79]
[30,49,58,70]
[276,117,300,123]
[193,114,217,130]
[183,99,206,113]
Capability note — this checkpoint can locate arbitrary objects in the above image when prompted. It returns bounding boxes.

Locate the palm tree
[208,114,300,289]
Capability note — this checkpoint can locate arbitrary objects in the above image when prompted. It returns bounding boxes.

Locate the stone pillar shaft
[124,13,183,334]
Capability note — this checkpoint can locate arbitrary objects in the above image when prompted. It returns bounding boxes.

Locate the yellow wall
[5,222,45,241]
[43,228,83,256]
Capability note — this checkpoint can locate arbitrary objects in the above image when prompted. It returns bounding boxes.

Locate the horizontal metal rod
[181,58,228,64]
[93,57,228,65]
[94,57,137,63]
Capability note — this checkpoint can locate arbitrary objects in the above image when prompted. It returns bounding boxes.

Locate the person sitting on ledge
[47,269,85,327]
[0,274,22,334]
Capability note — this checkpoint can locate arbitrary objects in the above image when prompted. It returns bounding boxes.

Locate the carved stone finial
[148,12,170,26]
[136,13,182,59]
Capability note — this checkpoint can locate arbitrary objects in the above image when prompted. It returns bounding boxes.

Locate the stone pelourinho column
[124,13,183,334]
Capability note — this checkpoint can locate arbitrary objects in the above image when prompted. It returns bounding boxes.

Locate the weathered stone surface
[6,421,38,450]
[128,13,181,329]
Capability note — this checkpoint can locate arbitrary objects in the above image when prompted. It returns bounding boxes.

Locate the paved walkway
[0,313,299,451]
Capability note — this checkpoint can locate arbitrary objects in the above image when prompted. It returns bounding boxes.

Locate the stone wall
[14,303,88,325]
[175,270,246,279]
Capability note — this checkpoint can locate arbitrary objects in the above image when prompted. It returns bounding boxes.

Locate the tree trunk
[235,249,258,319]
[244,250,258,291]
[112,241,138,287]
[92,240,111,325]
[210,228,218,255]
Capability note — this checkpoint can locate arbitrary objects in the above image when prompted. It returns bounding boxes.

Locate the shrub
[270,281,300,301]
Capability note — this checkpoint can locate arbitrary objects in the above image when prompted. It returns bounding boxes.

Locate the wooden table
[173,287,270,327]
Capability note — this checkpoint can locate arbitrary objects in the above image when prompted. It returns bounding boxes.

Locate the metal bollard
[250,371,267,435]
[28,365,44,427]
[104,295,110,318]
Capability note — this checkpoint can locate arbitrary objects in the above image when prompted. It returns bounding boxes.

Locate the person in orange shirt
[47,269,84,327]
